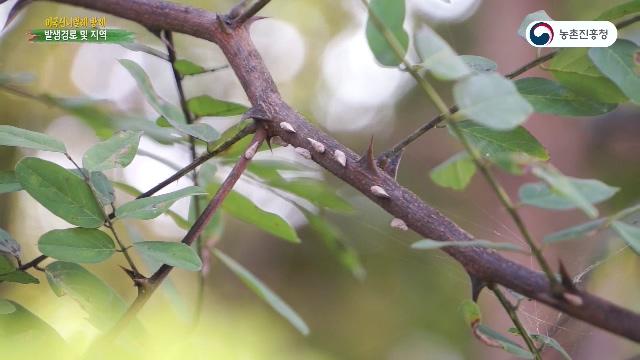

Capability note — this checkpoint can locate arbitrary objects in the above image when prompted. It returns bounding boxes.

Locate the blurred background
[1,0,640,358]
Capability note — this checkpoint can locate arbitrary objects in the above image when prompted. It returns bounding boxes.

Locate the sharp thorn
[470,276,486,302]
[357,136,379,175]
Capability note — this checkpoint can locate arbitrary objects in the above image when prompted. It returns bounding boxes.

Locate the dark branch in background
[163,29,207,324]
[95,126,267,345]
[33,0,640,343]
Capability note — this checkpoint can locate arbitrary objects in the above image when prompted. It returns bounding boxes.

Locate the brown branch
[35,0,640,342]
[96,126,267,344]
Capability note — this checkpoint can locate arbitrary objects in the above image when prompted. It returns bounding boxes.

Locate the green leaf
[207,184,300,243]
[118,59,219,142]
[82,130,142,172]
[455,121,549,170]
[38,228,115,263]
[365,0,409,67]
[516,77,617,116]
[454,73,533,130]
[265,179,354,214]
[214,250,309,335]
[0,227,20,258]
[173,59,206,76]
[523,167,618,218]
[305,210,366,280]
[15,158,104,228]
[611,221,640,255]
[0,125,66,153]
[415,26,472,81]
[596,0,640,20]
[45,261,128,331]
[476,325,534,359]
[112,181,189,229]
[530,334,572,360]
[411,239,526,253]
[115,186,207,220]
[120,42,169,60]
[187,95,248,117]
[517,10,553,38]
[0,171,22,194]
[544,218,606,244]
[461,299,481,326]
[430,152,477,191]
[45,95,178,144]
[548,48,628,103]
[0,256,39,284]
[460,55,497,73]
[0,299,16,315]
[132,241,202,271]
[589,39,640,104]
[68,169,115,206]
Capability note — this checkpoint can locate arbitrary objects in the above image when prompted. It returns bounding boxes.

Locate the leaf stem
[490,284,541,360]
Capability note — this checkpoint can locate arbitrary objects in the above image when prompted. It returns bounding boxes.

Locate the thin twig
[92,126,266,346]
[491,284,541,360]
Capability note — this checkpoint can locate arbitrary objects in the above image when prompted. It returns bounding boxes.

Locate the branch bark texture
[36,0,640,342]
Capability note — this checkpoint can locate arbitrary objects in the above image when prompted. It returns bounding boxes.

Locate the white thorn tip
[390,218,408,231]
[370,185,390,199]
[279,121,296,133]
[334,150,347,167]
[244,141,260,159]
[294,147,312,159]
[307,138,325,153]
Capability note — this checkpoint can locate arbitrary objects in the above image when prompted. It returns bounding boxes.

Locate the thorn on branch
[470,276,486,302]
[370,185,390,199]
[357,136,380,176]
[279,121,296,133]
[390,218,408,231]
[244,141,260,159]
[558,260,577,292]
[307,138,325,154]
[334,150,347,167]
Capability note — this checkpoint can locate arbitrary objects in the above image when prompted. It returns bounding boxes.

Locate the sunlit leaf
[516,77,617,116]
[207,184,300,243]
[173,59,206,76]
[411,239,526,253]
[121,42,169,60]
[596,0,640,20]
[589,39,640,104]
[365,0,409,66]
[45,261,127,331]
[112,181,189,229]
[543,218,606,244]
[454,73,533,130]
[0,227,20,258]
[548,48,628,104]
[132,241,202,271]
[0,125,66,153]
[460,55,497,73]
[430,152,477,191]
[0,171,21,194]
[611,221,640,255]
[115,186,207,220]
[214,250,309,335]
[0,299,16,315]
[415,26,472,81]
[82,130,142,172]
[15,158,104,228]
[38,228,115,263]
[523,166,618,218]
[119,59,219,142]
[187,95,248,117]
[517,10,553,38]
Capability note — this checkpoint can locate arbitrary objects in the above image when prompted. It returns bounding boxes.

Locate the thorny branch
[22,0,640,343]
